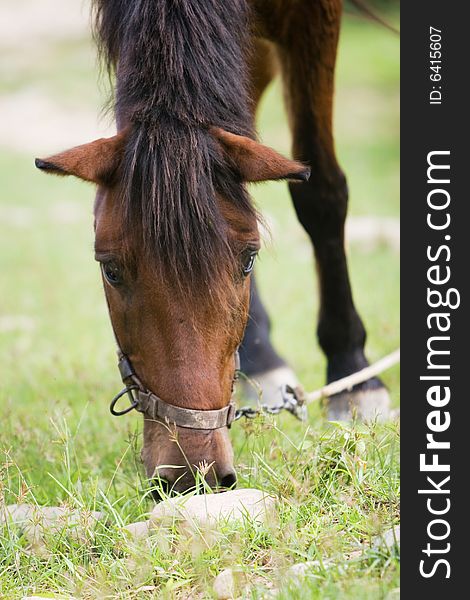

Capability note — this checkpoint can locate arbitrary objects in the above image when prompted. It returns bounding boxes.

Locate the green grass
[0,10,399,600]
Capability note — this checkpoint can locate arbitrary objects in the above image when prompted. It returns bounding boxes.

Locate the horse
[35,0,390,496]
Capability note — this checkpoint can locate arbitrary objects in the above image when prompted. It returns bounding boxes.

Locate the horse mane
[92,0,256,293]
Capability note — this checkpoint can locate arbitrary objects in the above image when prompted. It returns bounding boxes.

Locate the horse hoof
[326,385,392,422]
[239,366,299,407]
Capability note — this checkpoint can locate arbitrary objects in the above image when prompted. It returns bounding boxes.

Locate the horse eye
[241,250,258,276]
[102,260,123,286]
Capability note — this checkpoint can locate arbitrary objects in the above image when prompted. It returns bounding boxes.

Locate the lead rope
[234,348,400,422]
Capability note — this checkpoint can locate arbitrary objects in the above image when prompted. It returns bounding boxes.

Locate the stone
[372,525,400,550]
[286,561,320,578]
[2,504,103,557]
[213,568,236,599]
[1,504,103,527]
[150,489,276,529]
[122,520,150,540]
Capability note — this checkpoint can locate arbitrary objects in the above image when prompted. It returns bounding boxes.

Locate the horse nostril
[151,477,171,502]
[219,472,237,489]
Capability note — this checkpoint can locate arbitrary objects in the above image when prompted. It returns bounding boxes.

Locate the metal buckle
[110,384,139,416]
[280,384,308,421]
[118,355,135,382]
[226,402,237,428]
[234,350,241,372]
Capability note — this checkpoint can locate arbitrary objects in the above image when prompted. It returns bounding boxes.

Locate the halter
[109,350,239,430]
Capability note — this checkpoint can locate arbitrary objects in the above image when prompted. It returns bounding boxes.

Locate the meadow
[0,3,399,598]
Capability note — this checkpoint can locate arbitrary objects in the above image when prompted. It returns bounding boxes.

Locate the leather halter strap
[136,390,236,429]
[112,352,238,430]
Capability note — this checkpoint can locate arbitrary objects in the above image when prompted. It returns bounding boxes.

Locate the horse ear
[35,130,127,186]
[212,127,310,183]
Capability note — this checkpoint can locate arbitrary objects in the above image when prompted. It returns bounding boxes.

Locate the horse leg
[239,38,299,403]
[275,0,390,420]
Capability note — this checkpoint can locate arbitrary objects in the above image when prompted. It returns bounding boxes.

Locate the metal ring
[110,385,139,416]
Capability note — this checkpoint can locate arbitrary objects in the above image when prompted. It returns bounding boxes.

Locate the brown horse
[36,0,389,496]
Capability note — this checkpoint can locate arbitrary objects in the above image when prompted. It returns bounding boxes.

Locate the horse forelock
[92,0,256,300]
[120,118,256,299]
